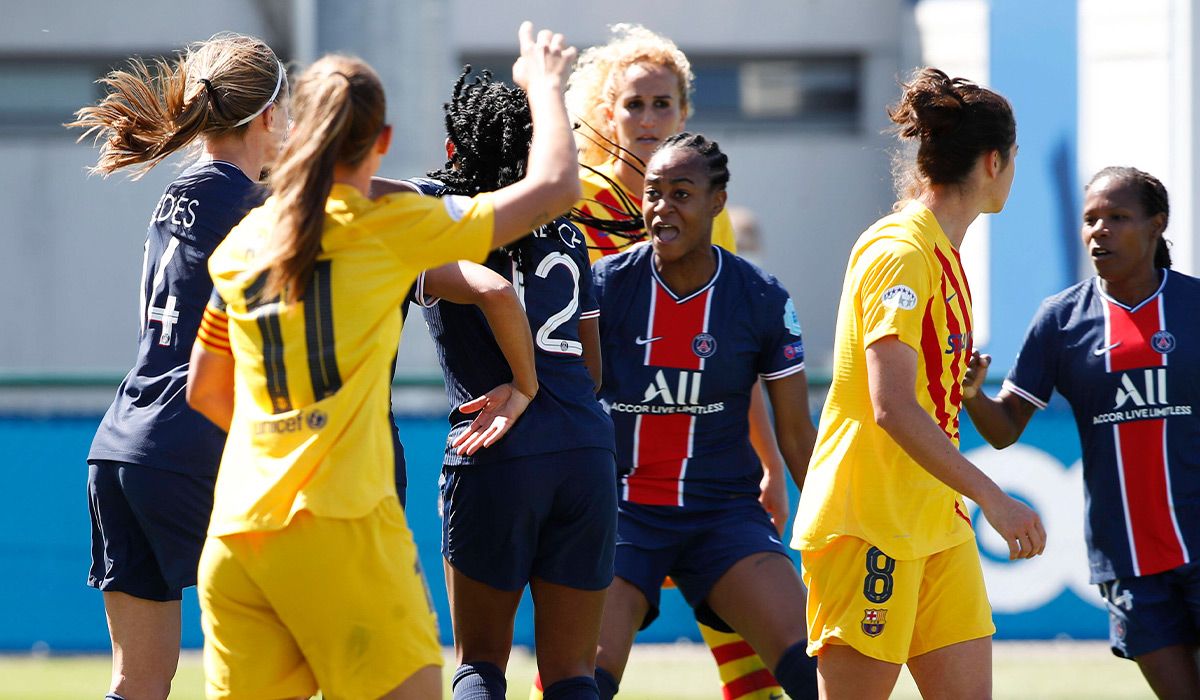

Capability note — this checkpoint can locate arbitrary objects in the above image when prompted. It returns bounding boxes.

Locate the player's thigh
[530,576,607,683]
[908,538,994,659]
[444,559,523,667]
[906,636,991,700]
[440,457,550,591]
[234,500,442,700]
[118,462,215,592]
[534,447,617,591]
[704,550,807,669]
[87,461,176,602]
[815,643,902,700]
[596,576,653,682]
[800,536,920,665]
[198,534,315,700]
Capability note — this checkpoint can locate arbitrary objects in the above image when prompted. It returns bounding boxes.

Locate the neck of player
[1099,266,1163,308]
[655,244,717,298]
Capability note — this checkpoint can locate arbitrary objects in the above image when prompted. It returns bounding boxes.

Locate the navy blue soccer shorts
[440,447,616,591]
[1100,561,1200,659]
[87,460,215,602]
[616,497,789,633]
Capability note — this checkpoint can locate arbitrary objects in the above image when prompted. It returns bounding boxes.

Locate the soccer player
[398,68,618,700]
[530,26,790,700]
[790,68,1045,699]
[590,132,818,700]
[68,33,287,700]
[963,167,1200,699]
[184,23,581,699]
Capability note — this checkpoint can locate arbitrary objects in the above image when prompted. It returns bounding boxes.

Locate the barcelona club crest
[692,332,717,358]
[862,608,887,637]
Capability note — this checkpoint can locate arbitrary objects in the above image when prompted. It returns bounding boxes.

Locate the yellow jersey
[203,184,493,536]
[576,159,737,263]
[791,201,975,560]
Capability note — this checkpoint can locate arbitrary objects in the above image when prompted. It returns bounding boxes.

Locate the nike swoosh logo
[1093,342,1122,356]
[768,536,782,545]
[769,694,785,700]
[635,336,664,345]
[945,291,957,304]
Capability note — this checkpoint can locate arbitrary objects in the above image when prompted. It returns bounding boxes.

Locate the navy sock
[451,661,507,700]
[595,666,619,700]
[774,640,819,700]
[544,675,600,700]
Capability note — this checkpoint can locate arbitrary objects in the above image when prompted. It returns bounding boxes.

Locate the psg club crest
[692,333,717,358]
[862,608,887,637]
[1150,330,1176,354]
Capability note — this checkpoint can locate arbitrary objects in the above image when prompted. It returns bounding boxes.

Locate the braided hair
[1086,166,1172,269]
[429,66,531,195]
[654,132,730,190]
[428,67,546,272]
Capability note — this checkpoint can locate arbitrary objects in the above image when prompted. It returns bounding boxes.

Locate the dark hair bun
[890,68,964,139]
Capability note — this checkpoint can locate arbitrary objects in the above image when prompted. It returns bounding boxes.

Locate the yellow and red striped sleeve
[197,301,231,356]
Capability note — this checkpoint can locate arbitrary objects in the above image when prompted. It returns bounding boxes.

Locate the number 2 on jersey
[514,251,583,356]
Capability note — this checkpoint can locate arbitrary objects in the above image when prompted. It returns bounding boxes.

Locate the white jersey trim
[760,362,806,381]
[651,246,724,303]
[1002,380,1048,410]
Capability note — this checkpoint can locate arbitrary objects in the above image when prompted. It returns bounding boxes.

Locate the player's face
[984,143,1018,213]
[609,63,685,167]
[1081,176,1164,283]
[643,147,726,265]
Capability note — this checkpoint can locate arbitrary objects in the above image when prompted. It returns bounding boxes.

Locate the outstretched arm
[961,350,1038,448]
[489,22,581,246]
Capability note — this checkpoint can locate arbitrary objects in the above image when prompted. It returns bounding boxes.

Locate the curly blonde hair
[566,23,694,166]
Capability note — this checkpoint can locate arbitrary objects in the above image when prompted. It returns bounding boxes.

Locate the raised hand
[962,349,992,400]
[512,21,577,92]
[452,383,534,456]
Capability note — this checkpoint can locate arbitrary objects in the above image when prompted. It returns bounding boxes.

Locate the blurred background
[0,0,1196,653]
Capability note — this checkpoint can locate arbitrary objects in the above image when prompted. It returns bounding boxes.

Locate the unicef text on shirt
[253,409,329,435]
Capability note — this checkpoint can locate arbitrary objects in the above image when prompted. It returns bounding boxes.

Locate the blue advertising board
[0,397,1103,652]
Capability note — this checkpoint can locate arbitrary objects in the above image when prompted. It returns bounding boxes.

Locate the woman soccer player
[529,26,794,700]
[963,167,1200,699]
[69,32,287,700]
[791,68,1045,699]
[185,23,580,699]
[403,68,617,700]
[590,132,818,700]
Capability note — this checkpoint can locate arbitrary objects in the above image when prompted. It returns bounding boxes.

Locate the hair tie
[198,77,231,120]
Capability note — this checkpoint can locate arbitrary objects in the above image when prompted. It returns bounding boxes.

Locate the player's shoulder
[404,176,449,198]
[1166,268,1200,295]
[719,248,786,296]
[1040,277,1094,316]
[593,241,651,279]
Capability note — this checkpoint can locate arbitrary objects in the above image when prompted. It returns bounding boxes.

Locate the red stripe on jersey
[628,413,693,505]
[722,669,780,700]
[1108,297,1164,371]
[955,500,973,526]
[934,248,971,440]
[1116,418,1185,575]
[920,298,952,438]
[711,640,756,665]
[646,283,710,369]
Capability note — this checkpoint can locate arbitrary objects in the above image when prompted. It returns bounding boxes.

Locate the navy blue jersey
[89,160,266,476]
[594,245,806,509]
[408,178,614,465]
[1006,270,1200,582]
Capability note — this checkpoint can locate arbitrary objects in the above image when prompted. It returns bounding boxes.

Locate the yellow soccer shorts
[198,498,441,699]
[801,535,994,664]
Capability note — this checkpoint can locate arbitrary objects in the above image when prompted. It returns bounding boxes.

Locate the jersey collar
[650,245,724,303]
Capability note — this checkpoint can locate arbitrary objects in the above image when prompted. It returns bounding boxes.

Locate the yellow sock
[697,621,784,699]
